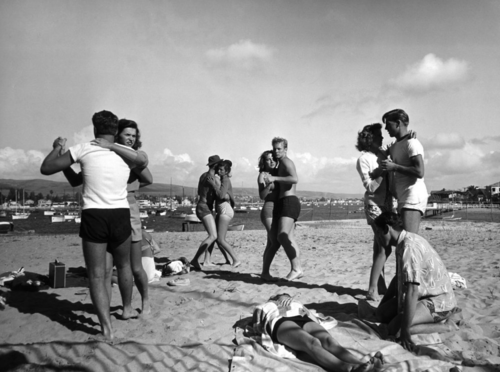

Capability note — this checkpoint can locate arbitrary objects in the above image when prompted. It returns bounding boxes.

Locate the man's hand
[399,328,414,351]
[52,137,66,149]
[265,175,276,183]
[381,159,397,172]
[52,137,67,156]
[90,138,113,149]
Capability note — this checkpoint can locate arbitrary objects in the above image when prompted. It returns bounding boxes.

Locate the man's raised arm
[40,137,74,175]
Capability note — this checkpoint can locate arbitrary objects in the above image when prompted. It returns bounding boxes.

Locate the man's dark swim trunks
[273,195,301,222]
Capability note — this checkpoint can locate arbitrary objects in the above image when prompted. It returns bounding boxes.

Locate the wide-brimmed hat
[207,155,222,166]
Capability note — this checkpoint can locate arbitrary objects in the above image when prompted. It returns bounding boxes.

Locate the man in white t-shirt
[381,109,428,233]
[40,110,145,340]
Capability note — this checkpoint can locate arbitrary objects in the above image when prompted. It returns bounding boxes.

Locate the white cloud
[424,133,466,151]
[72,125,94,146]
[0,147,45,179]
[206,39,274,71]
[389,54,469,94]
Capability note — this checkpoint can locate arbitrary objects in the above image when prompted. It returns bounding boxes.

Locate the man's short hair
[272,137,288,149]
[356,123,382,152]
[382,109,409,126]
[92,110,119,136]
[374,211,401,230]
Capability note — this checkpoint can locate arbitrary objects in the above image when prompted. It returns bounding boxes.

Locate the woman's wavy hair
[355,123,382,152]
[258,150,274,172]
[219,159,233,177]
[116,119,142,150]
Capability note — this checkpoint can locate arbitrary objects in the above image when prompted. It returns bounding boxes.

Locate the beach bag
[162,257,190,276]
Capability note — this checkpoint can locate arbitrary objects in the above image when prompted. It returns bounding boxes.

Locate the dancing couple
[191,155,241,270]
[259,137,304,282]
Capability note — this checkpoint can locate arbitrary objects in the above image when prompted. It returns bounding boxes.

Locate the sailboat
[12,189,30,220]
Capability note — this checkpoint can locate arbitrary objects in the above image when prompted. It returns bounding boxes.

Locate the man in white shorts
[381,109,428,233]
[40,110,146,340]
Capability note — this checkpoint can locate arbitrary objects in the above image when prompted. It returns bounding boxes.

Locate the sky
[1,0,500,195]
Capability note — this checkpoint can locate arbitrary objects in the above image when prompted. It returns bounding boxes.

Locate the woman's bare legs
[130,239,150,315]
[367,226,392,301]
[260,213,280,281]
[190,213,217,270]
[276,321,379,371]
[212,214,241,267]
[401,208,422,234]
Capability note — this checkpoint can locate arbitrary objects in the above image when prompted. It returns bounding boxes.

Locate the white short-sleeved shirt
[69,143,133,209]
[389,138,428,204]
[356,151,389,207]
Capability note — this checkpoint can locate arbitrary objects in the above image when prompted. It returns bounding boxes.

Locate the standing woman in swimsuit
[257,150,280,281]
[355,123,392,301]
[117,119,153,315]
[190,155,221,271]
[205,159,241,267]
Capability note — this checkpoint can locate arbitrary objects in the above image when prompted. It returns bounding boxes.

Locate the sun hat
[207,155,222,166]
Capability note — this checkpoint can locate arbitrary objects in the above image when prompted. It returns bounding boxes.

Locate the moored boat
[51,213,65,223]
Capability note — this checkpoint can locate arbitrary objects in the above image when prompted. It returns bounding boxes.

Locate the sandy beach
[1,220,499,371]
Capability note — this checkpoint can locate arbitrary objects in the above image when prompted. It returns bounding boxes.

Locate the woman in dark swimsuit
[190,155,222,270]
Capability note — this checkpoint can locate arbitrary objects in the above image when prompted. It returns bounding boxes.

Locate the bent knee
[277,232,290,245]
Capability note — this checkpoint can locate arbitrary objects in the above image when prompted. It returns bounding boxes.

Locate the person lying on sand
[373,212,460,351]
[252,293,384,371]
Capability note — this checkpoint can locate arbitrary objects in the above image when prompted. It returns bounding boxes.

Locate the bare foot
[366,291,380,301]
[141,301,152,317]
[285,269,304,281]
[260,273,278,282]
[232,261,241,268]
[121,306,138,320]
[203,262,216,267]
[190,260,202,271]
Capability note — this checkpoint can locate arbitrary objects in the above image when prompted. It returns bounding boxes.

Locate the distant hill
[0,179,362,200]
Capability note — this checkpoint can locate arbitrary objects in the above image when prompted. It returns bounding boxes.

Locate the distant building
[490,181,500,196]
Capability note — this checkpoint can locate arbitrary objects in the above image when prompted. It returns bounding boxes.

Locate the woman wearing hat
[190,155,224,270]
[204,159,241,267]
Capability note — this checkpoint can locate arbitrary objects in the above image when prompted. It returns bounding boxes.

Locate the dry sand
[0,220,499,371]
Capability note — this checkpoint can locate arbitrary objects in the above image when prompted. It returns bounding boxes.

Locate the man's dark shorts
[196,202,213,220]
[80,208,131,244]
[273,195,301,222]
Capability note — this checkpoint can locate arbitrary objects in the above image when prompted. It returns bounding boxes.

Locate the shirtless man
[261,137,304,282]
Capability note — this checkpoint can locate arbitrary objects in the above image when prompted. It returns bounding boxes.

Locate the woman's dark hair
[258,150,273,172]
[355,123,382,152]
[219,159,233,175]
[116,119,142,150]
[382,109,409,126]
[374,211,401,230]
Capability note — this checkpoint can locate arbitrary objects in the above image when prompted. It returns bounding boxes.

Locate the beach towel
[233,315,466,372]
